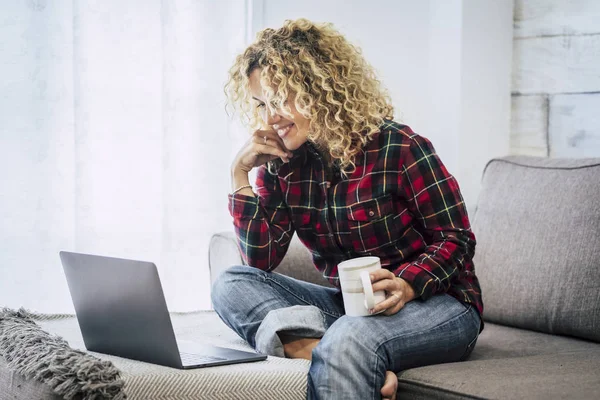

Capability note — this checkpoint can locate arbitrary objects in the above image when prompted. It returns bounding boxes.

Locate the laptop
[59,251,267,369]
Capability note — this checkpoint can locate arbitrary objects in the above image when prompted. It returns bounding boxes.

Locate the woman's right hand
[231,129,294,174]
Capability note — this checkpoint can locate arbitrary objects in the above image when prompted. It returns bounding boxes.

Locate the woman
[212,18,483,400]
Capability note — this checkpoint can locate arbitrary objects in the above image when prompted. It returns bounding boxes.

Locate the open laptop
[59,251,267,369]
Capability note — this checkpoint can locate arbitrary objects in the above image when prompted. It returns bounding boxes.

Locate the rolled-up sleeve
[228,165,294,271]
[393,135,476,300]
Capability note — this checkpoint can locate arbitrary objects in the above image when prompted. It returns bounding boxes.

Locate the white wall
[1,1,76,311]
[511,0,600,157]
[0,0,248,313]
[458,1,514,210]
[0,0,514,313]
[253,0,513,214]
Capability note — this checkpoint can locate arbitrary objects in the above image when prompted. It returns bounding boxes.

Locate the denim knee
[211,265,262,311]
[309,316,384,399]
[311,316,375,362]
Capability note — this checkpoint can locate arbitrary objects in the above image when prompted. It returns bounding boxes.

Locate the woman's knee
[309,317,385,397]
[312,316,375,362]
[211,265,263,309]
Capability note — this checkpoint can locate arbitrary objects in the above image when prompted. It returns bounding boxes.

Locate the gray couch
[209,155,600,399]
[1,155,598,399]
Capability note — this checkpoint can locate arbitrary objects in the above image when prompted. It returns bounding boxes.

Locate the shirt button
[368,210,375,217]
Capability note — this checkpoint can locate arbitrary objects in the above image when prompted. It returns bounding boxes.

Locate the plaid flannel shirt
[228,121,483,320]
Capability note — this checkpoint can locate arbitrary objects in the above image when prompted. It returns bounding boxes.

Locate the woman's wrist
[396,277,416,301]
[231,168,255,197]
[231,168,249,187]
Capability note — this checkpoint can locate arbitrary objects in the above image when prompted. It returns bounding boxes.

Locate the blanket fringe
[0,307,126,399]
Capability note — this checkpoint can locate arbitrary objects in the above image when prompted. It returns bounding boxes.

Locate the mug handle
[360,270,376,310]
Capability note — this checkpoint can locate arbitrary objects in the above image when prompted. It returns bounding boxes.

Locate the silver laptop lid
[60,251,182,368]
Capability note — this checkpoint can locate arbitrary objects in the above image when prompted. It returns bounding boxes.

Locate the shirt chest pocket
[346,194,401,253]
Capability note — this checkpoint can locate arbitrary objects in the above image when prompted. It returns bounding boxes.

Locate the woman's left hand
[369,269,417,316]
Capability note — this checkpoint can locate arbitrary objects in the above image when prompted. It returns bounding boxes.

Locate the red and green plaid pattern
[228,121,483,318]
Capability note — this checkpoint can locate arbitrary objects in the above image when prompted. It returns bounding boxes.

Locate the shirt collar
[276,140,317,179]
[281,129,381,178]
[289,140,320,167]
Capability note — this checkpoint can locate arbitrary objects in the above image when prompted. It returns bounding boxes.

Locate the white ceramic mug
[338,256,387,317]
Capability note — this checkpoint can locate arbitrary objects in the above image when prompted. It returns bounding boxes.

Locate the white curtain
[0,0,249,313]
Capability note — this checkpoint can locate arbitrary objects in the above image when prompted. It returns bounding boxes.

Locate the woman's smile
[274,123,294,139]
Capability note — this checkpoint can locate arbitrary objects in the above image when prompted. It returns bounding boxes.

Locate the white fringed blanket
[0,309,309,400]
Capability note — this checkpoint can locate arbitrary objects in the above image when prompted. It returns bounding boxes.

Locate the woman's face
[249,69,310,151]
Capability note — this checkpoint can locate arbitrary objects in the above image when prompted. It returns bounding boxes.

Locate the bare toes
[381,370,398,400]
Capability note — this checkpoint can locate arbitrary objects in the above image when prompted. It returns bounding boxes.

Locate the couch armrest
[208,231,333,288]
[208,231,244,287]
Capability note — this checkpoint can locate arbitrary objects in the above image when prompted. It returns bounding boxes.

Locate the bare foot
[279,336,397,399]
[381,370,398,400]
[279,335,321,361]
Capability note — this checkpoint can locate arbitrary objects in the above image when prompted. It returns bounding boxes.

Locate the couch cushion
[395,322,600,399]
[469,321,599,361]
[472,156,600,342]
[398,349,600,400]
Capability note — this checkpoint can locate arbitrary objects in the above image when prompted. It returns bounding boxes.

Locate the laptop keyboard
[180,352,227,365]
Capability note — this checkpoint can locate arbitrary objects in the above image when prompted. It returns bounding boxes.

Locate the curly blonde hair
[225,18,394,174]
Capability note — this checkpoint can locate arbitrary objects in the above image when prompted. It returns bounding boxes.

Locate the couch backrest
[277,234,334,287]
[208,231,332,288]
[472,156,600,342]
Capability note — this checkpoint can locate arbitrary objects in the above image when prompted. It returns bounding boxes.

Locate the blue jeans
[212,265,481,400]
